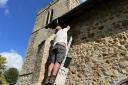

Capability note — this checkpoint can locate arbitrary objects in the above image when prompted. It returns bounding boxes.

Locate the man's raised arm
[64,25,71,31]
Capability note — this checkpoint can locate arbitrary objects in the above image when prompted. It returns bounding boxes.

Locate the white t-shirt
[53,28,68,48]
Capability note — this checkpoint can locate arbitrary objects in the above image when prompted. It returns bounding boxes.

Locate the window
[50,9,54,22]
[46,9,54,26]
[46,11,50,25]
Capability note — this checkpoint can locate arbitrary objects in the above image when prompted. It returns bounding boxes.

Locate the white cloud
[0,0,10,16]
[0,0,8,7]
[0,50,23,71]
[4,8,10,15]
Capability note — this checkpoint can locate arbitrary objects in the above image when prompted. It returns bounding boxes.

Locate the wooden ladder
[54,36,73,85]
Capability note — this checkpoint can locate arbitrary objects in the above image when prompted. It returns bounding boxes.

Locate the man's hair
[56,26,62,30]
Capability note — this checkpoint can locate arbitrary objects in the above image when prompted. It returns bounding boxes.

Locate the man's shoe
[45,76,50,84]
[49,75,56,84]
[47,83,53,85]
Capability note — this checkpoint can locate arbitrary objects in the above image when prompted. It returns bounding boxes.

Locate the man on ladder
[45,25,71,85]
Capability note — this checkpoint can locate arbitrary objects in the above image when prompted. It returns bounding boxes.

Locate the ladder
[54,36,73,85]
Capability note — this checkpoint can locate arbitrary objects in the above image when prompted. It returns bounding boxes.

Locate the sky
[0,0,86,71]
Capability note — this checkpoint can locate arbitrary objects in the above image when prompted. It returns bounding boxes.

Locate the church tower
[17,0,80,85]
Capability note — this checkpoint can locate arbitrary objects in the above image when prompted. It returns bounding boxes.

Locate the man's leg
[49,45,66,84]
[45,63,54,84]
[52,45,66,75]
[48,62,60,84]
[48,45,66,84]
[48,47,56,77]
[48,63,54,76]
[45,48,56,84]
[52,62,61,75]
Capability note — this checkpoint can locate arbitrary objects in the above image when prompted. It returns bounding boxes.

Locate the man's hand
[67,26,71,31]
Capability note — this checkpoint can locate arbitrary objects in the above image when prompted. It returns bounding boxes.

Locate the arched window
[45,9,54,26]
[46,11,50,25]
[50,9,54,22]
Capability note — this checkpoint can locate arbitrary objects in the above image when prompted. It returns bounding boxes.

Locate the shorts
[50,43,66,64]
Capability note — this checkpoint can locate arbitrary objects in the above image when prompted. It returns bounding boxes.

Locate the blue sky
[0,0,52,59]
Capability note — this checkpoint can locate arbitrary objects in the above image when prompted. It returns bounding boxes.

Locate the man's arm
[64,26,71,31]
[66,26,71,31]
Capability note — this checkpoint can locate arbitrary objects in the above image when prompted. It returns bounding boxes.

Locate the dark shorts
[50,43,66,64]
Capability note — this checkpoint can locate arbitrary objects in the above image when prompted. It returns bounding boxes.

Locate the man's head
[56,26,62,30]
[55,26,62,34]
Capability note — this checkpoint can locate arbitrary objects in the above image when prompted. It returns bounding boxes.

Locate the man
[45,25,70,85]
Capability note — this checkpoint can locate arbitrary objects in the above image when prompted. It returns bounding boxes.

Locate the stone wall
[66,0,128,85]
